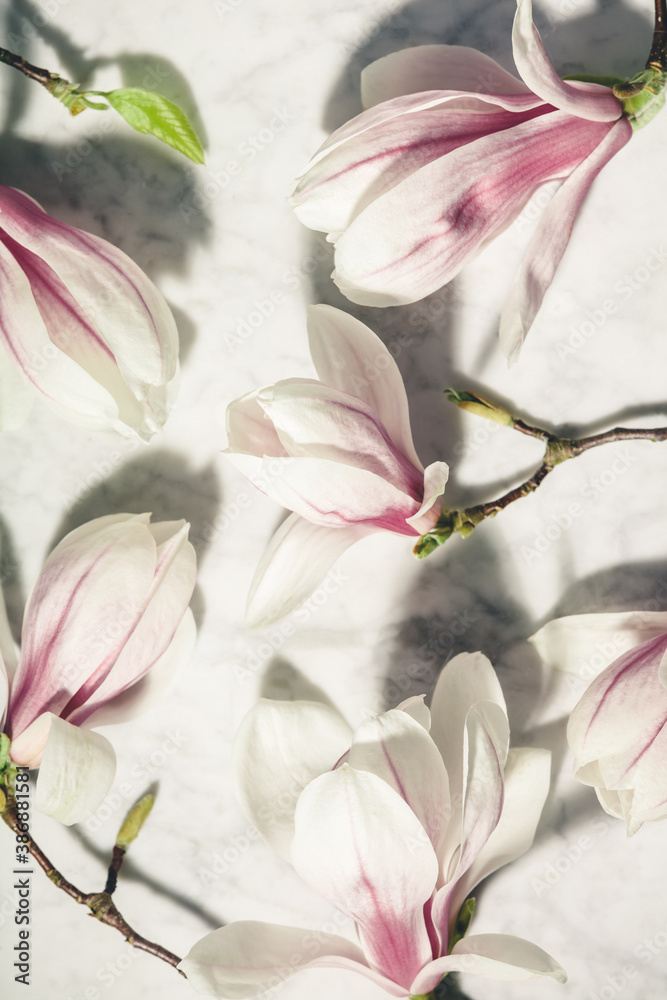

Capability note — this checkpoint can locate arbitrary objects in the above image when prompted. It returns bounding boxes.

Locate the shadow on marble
[260,657,340,709]
[1,0,212,290]
[67,791,227,932]
[49,448,222,629]
[0,514,25,646]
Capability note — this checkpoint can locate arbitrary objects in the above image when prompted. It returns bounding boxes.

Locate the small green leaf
[88,87,205,164]
[116,793,155,849]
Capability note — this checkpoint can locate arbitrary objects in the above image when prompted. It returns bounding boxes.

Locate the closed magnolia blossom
[531,610,667,835]
[291,0,633,360]
[181,652,565,998]
[0,186,180,439]
[224,304,449,627]
[0,513,197,825]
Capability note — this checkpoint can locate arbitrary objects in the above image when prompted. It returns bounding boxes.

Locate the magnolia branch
[415,394,667,557]
[1,798,184,972]
[648,0,667,68]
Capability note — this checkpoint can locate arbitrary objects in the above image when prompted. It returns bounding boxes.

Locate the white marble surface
[1,0,667,997]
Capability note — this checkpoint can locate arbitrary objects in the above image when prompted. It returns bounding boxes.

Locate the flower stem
[648,0,667,69]
[414,395,667,557]
[1,792,184,972]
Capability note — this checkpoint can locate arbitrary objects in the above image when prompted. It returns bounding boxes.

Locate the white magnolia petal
[410,934,567,994]
[0,187,179,392]
[406,461,449,531]
[451,747,551,913]
[292,765,438,989]
[396,694,431,731]
[82,607,197,729]
[300,90,546,174]
[348,708,450,848]
[0,239,128,431]
[631,724,667,824]
[245,515,375,628]
[429,652,507,802]
[179,922,404,999]
[307,304,422,469]
[332,112,607,307]
[437,703,508,896]
[33,714,116,825]
[529,610,667,674]
[67,522,197,726]
[261,379,422,496]
[499,117,632,361]
[567,634,667,781]
[512,0,621,121]
[361,45,531,108]
[9,517,156,736]
[233,698,352,860]
[226,388,289,457]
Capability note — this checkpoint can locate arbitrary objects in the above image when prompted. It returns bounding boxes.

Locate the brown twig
[0,46,58,87]
[415,402,667,557]
[647,0,667,69]
[1,800,183,972]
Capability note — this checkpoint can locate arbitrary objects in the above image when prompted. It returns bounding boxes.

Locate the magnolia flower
[180,652,566,997]
[531,611,667,836]
[291,0,632,360]
[0,186,180,438]
[0,513,197,824]
[225,304,448,627]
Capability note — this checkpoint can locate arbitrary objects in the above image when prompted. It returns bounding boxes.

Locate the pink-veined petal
[301,89,548,173]
[361,45,532,108]
[530,610,667,675]
[260,379,423,496]
[410,934,567,994]
[307,304,422,470]
[8,516,157,737]
[449,747,551,916]
[292,765,438,989]
[233,698,352,860]
[226,387,289,457]
[332,111,612,307]
[28,714,116,824]
[65,521,196,726]
[499,116,632,360]
[348,708,450,850]
[82,607,197,729]
[0,238,129,431]
[568,634,667,783]
[244,514,376,628]
[0,187,178,391]
[512,0,621,121]
[292,104,548,234]
[179,921,404,999]
[0,654,8,733]
[228,452,421,531]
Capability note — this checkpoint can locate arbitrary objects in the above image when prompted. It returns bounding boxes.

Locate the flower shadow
[49,448,222,630]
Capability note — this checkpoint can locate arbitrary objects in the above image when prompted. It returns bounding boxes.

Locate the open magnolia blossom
[291,0,632,361]
[224,304,449,628]
[531,610,667,836]
[180,652,566,998]
[0,513,197,824]
[0,186,180,439]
